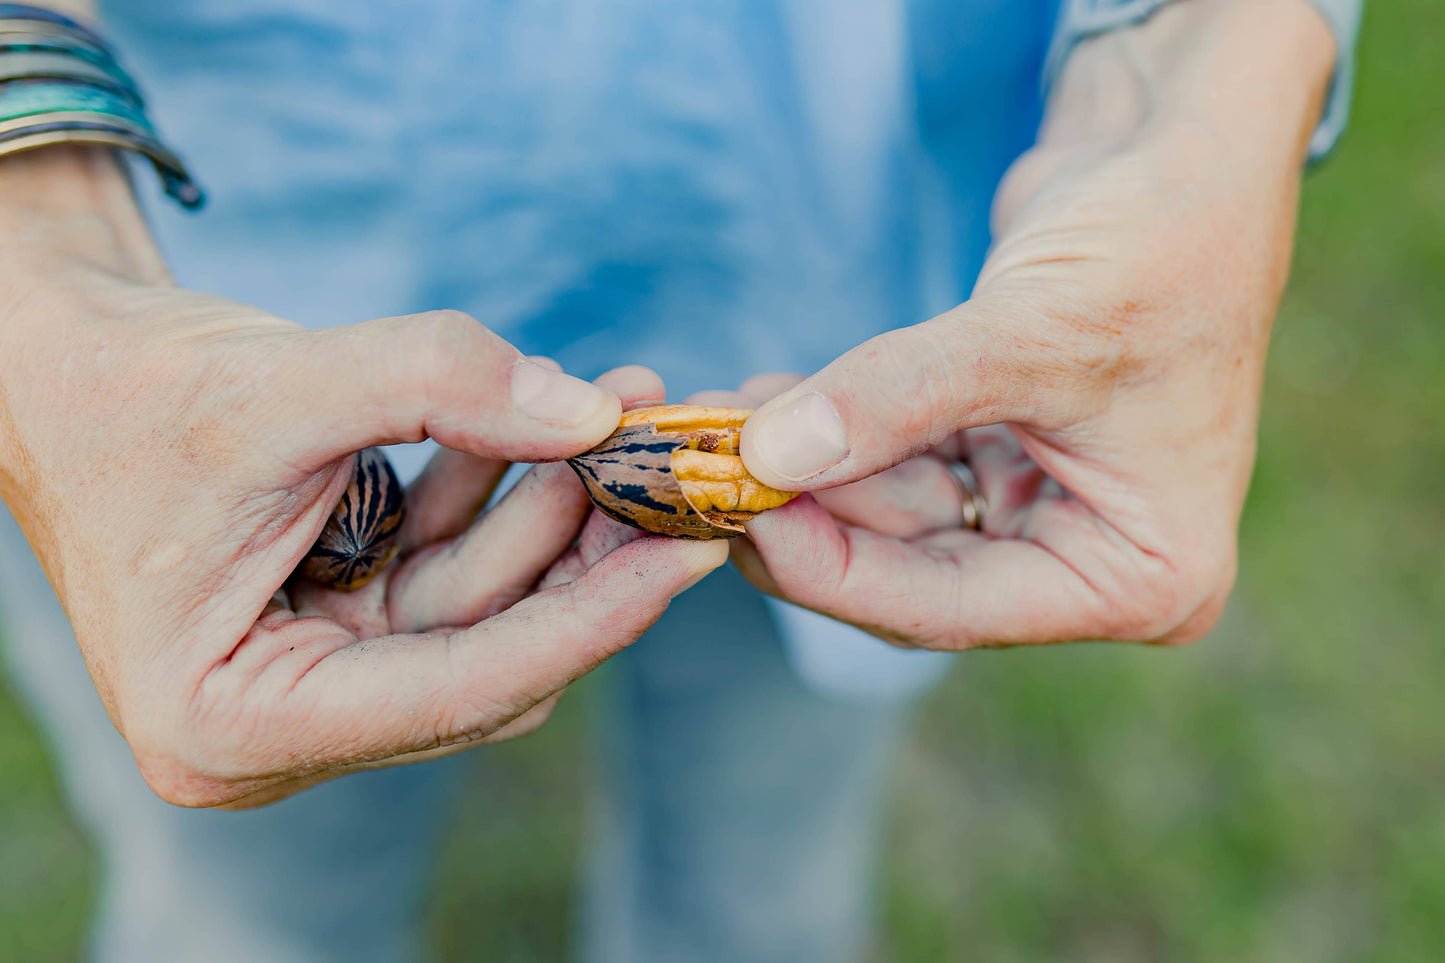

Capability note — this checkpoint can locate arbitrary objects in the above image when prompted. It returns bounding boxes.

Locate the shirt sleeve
[1043,0,1364,162]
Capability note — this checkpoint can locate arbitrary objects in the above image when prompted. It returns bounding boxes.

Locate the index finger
[188,534,728,803]
[734,494,1116,649]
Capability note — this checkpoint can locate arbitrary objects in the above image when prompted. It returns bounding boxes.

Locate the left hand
[734,0,1337,649]
[202,364,724,807]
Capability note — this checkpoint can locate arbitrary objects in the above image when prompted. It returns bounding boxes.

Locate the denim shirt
[1048,0,1362,161]
[94,0,1358,698]
[99,0,1359,382]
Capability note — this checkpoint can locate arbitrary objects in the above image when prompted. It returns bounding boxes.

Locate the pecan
[299,447,406,591]
[567,405,797,538]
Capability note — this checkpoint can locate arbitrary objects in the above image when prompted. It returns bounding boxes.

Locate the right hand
[735,0,1332,651]
[0,147,726,807]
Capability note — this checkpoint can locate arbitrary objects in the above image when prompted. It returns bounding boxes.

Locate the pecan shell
[567,405,797,539]
[299,447,407,591]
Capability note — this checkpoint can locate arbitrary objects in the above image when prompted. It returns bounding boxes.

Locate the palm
[183,454,593,808]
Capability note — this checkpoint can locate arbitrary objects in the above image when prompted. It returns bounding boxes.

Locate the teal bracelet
[0,51,132,94]
[0,79,146,126]
[0,32,143,98]
[0,5,201,209]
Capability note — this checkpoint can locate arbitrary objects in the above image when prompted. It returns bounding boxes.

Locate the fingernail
[511,360,611,426]
[749,392,849,481]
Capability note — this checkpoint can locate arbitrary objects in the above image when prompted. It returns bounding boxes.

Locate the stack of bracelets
[0,3,201,208]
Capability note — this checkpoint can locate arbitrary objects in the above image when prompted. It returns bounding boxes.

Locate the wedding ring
[947,461,986,531]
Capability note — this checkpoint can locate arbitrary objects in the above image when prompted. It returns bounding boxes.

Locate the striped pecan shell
[567,405,797,539]
[299,447,407,591]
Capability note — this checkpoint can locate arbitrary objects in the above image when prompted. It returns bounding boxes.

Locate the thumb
[282,310,623,465]
[741,298,1046,490]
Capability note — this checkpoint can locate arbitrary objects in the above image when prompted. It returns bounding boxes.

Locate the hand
[0,147,726,807]
[735,0,1336,649]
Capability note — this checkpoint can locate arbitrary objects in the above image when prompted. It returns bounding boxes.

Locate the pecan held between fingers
[568,405,797,538]
[299,447,407,591]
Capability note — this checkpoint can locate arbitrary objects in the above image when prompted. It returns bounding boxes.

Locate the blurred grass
[0,678,93,962]
[3,0,1443,960]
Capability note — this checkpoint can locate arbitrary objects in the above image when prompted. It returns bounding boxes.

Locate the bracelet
[0,4,202,208]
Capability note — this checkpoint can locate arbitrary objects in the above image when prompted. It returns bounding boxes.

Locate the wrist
[0,146,172,475]
[1045,0,1336,171]
[0,144,169,283]
[0,2,178,284]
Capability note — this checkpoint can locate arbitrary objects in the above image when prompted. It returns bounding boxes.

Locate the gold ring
[946,461,985,531]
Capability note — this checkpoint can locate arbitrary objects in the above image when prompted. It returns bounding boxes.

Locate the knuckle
[121,690,271,808]
[486,700,558,744]
[419,309,482,355]
[402,309,484,361]
[417,307,480,336]
[1159,595,1226,647]
[1101,544,1238,645]
[849,331,937,435]
[390,310,495,409]
[989,145,1053,231]
[132,748,236,808]
[417,309,510,387]
[430,713,490,751]
[1099,587,1182,644]
[1158,555,1239,647]
[438,691,540,745]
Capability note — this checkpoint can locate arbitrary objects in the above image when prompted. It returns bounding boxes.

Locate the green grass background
[3,1,1442,959]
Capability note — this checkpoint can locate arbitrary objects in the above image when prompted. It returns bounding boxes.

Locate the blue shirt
[94,0,1358,698]
[103,0,1055,397]
[102,0,1358,390]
